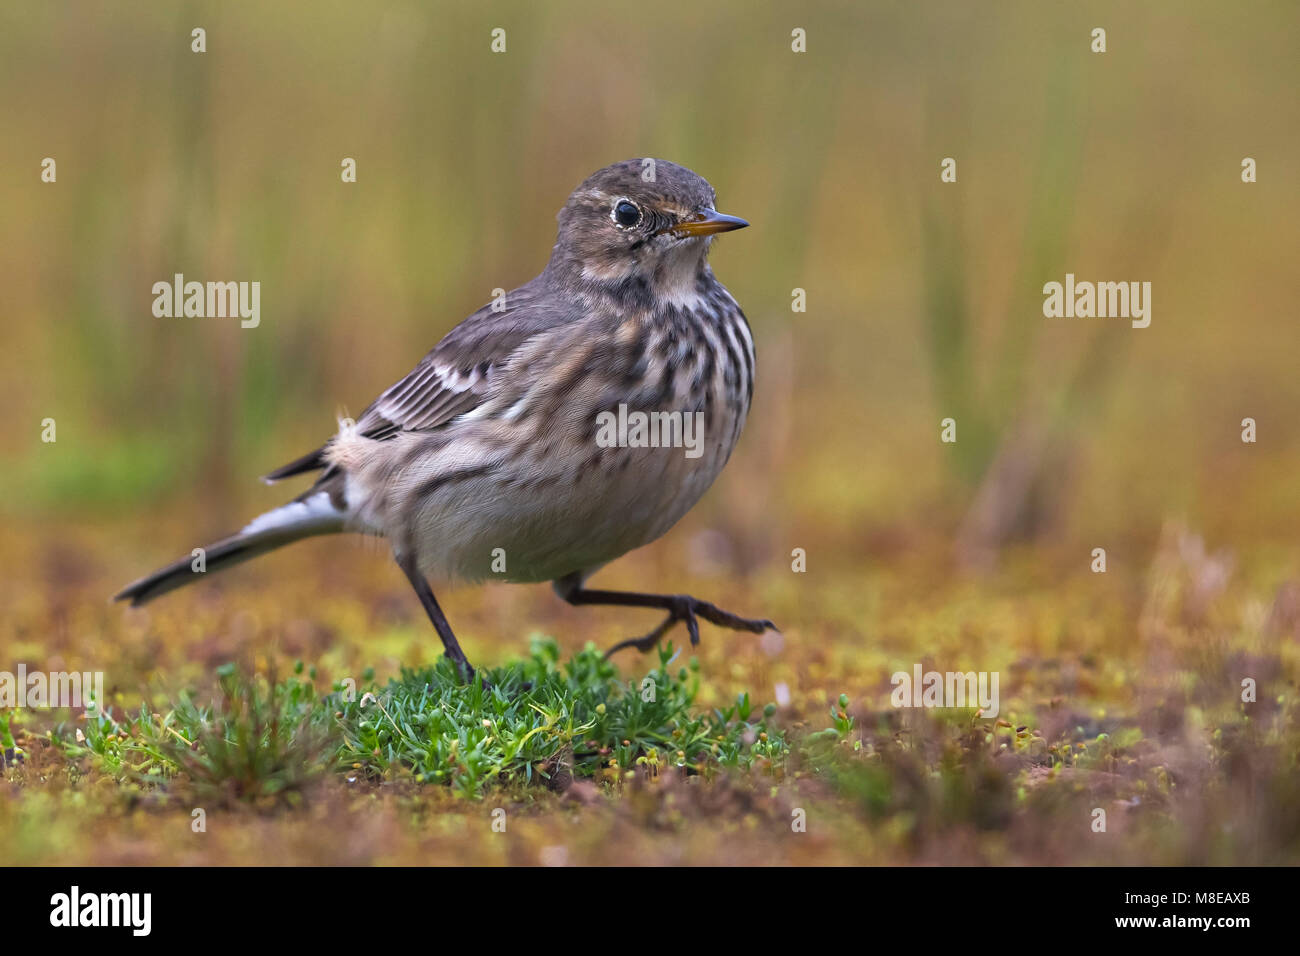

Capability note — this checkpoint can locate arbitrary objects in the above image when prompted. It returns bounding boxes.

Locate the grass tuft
[48,639,789,801]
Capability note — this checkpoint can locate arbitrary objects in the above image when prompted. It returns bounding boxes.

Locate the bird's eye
[612,200,642,228]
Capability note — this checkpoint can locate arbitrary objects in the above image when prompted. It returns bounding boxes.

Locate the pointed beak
[667,209,750,238]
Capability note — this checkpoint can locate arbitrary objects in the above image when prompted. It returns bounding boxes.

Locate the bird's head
[548,159,747,299]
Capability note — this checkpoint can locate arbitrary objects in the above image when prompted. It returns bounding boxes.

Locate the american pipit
[116,159,774,680]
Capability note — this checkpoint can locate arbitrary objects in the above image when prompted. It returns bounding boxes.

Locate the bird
[115,159,774,682]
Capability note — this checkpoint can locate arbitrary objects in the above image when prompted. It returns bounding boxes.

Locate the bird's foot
[603,595,775,658]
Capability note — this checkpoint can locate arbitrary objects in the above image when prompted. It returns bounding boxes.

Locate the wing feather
[263,277,574,483]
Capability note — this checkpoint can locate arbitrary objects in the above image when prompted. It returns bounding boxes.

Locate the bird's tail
[113,488,347,607]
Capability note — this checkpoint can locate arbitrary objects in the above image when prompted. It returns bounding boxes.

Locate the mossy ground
[3,516,1297,866]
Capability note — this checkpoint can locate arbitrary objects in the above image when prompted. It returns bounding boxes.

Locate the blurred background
[1,0,1298,865]
[2,0,1300,868]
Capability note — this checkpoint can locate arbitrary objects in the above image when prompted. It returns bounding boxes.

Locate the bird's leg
[553,574,775,659]
[603,612,681,657]
[396,554,476,683]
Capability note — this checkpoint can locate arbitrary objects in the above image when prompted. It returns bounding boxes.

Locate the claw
[603,596,773,658]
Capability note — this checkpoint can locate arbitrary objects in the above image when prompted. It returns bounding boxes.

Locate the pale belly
[406,427,734,584]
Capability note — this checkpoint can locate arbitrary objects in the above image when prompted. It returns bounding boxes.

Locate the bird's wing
[263,281,571,482]
[353,285,568,438]
[351,349,493,440]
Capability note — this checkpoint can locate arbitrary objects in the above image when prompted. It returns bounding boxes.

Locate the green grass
[7,533,1298,864]
[9,612,1299,864]
[44,639,790,804]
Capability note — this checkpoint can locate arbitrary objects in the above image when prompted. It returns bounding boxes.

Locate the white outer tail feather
[113,492,347,606]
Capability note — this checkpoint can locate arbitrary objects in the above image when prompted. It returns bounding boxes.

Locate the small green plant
[0,712,24,768]
[49,639,789,801]
[52,663,334,808]
[802,692,859,753]
[335,639,790,797]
